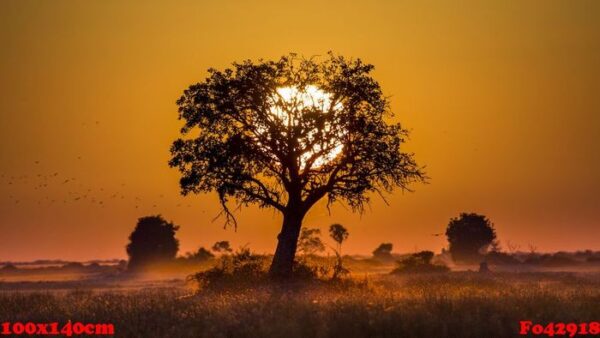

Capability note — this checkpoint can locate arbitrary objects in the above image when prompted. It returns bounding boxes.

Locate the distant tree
[126,215,179,271]
[445,213,497,264]
[169,53,426,278]
[329,223,349,254]
[527,243,538,255]
[372,243,394,260]
[186,247,215,262]
[490,239,501,253]
[297,227,325,256]
[189,247,268,289]
[61,262,85,271]
[505,240,520,254]
[1,263,18,272]
[329,223,350,279]
[211,241,233,254]
[86,262,102,270]
[392,250,449,274]
[412,250,434,265]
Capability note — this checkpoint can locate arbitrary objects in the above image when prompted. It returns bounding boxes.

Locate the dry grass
[1,271,599,337]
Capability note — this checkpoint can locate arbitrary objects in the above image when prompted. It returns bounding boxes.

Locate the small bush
[184,247,215,262]
[211,241,233,254]
[61,262,85,271]
[0,264,18,272]
[291,260,332,280]
[587,256,600,263]
[189,248,341,290]
[328,223,350,279]
[391,251,450,274]
[485,251,521,265]
[188,247,269,290]
[524,253,578,267]
[372,243,394,261]
[331,251,350,279]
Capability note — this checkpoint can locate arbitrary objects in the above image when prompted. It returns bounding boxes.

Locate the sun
[268,85,344,169]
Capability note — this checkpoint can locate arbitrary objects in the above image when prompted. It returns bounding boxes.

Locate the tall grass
[1,272,599,337]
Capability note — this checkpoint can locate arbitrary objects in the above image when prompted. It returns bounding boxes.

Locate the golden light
[268,85,344,169]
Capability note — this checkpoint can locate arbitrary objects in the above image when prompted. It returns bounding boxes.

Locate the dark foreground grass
[1,272,599,338]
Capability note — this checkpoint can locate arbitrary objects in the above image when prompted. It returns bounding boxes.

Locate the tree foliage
[212,241,233,254]
[329,223,349,247]
[185,247,215,262]
[169,53,425,226]
[328,223,350,279]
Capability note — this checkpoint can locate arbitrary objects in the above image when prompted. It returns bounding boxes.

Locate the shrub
[184,247,215,262]
[211,241,233,254]
[0,263,18,272]
[372,243,394,260]
[524,253,578,267]
[61,262,85,271]
[485,251,521,265]
[189,248,336,290]
[329,224,350,279]
[587,256,600,263]
[188,247,269,290]
[392,251,450,274]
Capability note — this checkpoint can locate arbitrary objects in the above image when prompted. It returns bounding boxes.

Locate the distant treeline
[0,259,123,266]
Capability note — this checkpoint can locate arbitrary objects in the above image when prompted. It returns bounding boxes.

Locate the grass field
[1,271,599,337]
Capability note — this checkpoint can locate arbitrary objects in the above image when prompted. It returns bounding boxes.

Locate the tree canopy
[212,240,233,254]
[372,243,394,260]
[445,213,497,264]
[169,53,426,277]
[126,215,179,271]
[170,53,424,225]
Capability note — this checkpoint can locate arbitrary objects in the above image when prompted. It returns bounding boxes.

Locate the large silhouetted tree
[126,215,179,271]
[169,53,426,278]
[445,213,497,264]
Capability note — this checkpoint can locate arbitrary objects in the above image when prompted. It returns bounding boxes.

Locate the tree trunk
[269,210,305,279]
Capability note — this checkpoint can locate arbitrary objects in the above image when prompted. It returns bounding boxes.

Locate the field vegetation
[1,270,599,337]
[2,249,600,337]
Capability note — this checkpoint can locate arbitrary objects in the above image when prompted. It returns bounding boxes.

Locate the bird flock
[1,162,195,211]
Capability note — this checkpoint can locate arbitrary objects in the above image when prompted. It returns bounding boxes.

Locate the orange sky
[1,1,599,261]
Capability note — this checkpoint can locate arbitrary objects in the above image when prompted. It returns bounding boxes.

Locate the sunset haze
[1,0,599,261]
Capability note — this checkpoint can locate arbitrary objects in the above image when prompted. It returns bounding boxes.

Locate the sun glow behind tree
[264,85,344,169]
[171,54,425,277]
